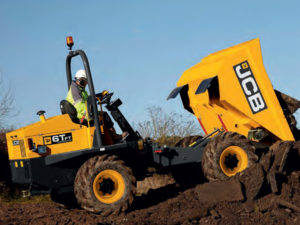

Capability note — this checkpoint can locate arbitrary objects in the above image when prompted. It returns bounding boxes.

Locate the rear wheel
[74,155,136,215]
[202,132,258,181]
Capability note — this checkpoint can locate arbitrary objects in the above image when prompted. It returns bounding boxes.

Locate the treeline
[134,106,202,146]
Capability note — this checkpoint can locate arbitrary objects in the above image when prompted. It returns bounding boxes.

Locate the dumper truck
[6,37,300,215]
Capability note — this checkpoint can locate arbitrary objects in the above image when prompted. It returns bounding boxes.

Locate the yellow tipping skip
[177,38,294,141]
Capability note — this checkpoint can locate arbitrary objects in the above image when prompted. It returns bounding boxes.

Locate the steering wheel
[96,92,114,105]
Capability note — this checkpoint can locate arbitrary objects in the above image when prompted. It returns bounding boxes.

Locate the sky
[0,0,300,131]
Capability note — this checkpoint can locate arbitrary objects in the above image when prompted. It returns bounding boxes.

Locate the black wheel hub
[224,153,239,171]
[99,178,115,195]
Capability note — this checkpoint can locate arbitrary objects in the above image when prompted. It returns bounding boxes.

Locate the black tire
[74,155,136,215]
[202,132,258,181]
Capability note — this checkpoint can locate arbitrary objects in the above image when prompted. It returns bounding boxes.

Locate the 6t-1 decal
[43,133,72,145]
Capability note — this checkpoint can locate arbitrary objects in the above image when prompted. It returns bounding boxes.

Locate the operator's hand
[80,115,86,124]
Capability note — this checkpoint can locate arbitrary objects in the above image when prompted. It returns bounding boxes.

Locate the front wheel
[201,132,258,181]
[74,155,136,215]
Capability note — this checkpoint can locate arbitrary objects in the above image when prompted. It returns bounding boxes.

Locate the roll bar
[66,50,102,147]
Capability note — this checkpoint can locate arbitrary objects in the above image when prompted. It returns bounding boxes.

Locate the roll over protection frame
[66,50,102,147]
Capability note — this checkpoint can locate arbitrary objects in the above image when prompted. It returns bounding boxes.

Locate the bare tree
[0,72,16,128]
[135,106,202,145]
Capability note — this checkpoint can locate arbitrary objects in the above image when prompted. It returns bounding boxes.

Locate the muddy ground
[1,169,300,225]
[2,138,300,225]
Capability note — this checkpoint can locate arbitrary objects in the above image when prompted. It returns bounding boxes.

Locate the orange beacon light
[66,36,74,50]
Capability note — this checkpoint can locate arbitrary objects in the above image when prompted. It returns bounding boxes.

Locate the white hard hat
[75,69,87,80]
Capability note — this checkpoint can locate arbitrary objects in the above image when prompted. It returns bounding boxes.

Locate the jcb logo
[233,61,267,114]
[44,137,52,145]
[43,133,72,145]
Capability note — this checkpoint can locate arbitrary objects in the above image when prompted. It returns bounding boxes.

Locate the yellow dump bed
[176,38,295,141]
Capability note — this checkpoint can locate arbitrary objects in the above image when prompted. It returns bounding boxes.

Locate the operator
[66,69,125,143]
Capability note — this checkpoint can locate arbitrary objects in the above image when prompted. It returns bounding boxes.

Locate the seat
[60,100,80,124]
[60,100,91,126]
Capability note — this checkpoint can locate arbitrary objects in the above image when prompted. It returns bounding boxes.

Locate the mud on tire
[202,132,258,181]
[74,155,136,215]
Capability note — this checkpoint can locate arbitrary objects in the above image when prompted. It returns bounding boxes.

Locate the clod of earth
[195,179,244,204]
[238,163,265,200]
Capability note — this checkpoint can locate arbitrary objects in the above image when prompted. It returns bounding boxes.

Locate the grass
[0,194,51,204]
[0,181,51,204]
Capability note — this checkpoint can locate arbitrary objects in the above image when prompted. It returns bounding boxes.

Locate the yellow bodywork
[177,38,294,141]
[6,114,95,160]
